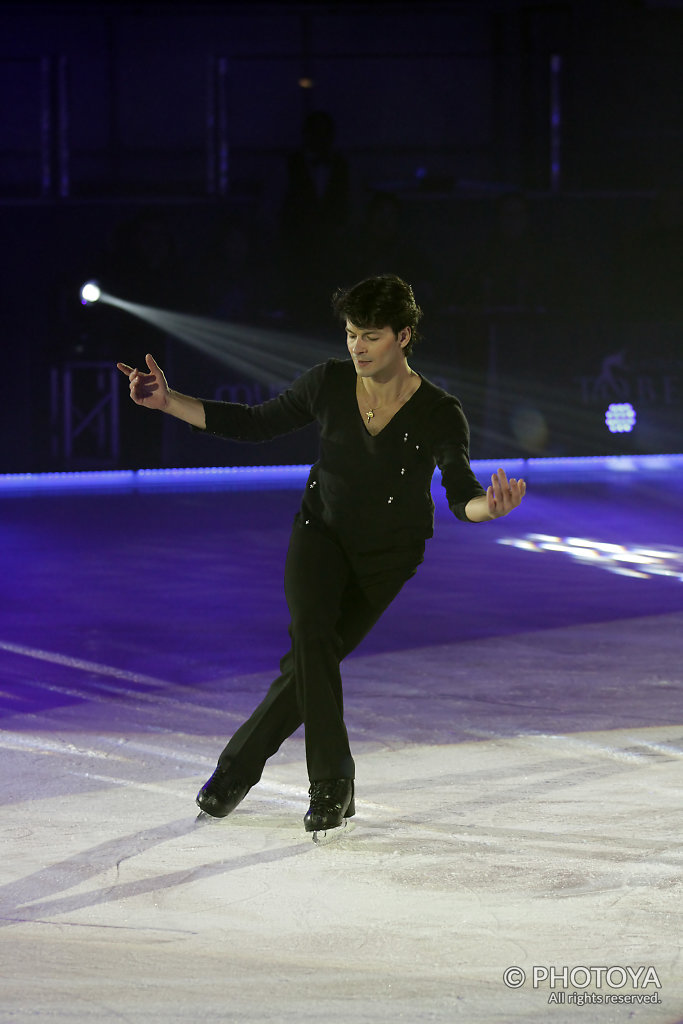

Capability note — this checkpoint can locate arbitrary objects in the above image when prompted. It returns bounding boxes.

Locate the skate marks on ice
[1,620,682,1019]
[4,715,680,892]
[337,727,683,898]
[0,808,312,928]
[3,611,682,919]
[0,635,252,730]
[0,761,317,929]
[1,726,682,1023]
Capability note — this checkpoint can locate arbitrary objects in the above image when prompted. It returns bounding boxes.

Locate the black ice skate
[195,761,251,820]
[304,778,355,844]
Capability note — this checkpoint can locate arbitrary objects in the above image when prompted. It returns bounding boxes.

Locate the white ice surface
[1,614,682,1024]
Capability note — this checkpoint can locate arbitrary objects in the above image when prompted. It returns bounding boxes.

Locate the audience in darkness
[613,187,683,323]
[449,192,549,313]
[199,215,261,322]
[104,209,186,310]
[278,110,351,328]
[99,209,187,467]
[348,191,435,306]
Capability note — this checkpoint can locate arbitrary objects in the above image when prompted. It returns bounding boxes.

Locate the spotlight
[605,403,636,434]
[80,281,101,304]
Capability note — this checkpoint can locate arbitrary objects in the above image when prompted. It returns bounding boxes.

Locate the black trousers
[219,516,422,783]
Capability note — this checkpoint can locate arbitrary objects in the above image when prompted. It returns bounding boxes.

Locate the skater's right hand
[116,353,170,411]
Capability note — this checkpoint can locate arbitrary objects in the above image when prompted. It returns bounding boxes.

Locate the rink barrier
[0,454,681,496]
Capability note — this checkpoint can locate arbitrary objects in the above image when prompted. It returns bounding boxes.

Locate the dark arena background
[1,3,682,1022]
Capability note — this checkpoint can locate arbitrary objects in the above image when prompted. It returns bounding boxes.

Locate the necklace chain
[363,371,415,423]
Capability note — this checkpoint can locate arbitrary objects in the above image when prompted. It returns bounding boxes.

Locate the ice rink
[1,456,682,1023]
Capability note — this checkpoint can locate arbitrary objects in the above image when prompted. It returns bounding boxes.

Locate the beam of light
[96,289,340,388]
[83,289,679,458]
[84,291,492,435]
[86,287,492,400]
[94,289,494,411]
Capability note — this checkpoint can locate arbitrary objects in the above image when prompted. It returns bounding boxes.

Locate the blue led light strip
[0,464,312,495]
[0,455,681,496]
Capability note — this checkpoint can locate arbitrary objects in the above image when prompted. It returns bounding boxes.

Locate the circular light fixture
[80,281,101,304]
[605,403,636,433]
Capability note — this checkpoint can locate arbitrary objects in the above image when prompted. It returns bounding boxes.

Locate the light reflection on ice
[497,535,683,582]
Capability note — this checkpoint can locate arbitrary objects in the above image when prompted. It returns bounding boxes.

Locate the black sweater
[200,359,486,553]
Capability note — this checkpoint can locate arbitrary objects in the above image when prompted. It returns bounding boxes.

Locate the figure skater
[117,274,526,840]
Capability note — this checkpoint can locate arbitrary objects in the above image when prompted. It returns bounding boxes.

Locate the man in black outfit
[117,275,526,839]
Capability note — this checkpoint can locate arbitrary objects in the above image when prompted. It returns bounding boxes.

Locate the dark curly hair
[331,274,423,356]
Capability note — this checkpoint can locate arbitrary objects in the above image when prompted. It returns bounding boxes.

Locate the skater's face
[346,321,410,379]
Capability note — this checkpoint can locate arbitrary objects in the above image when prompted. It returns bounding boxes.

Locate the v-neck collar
[354,369,423,438]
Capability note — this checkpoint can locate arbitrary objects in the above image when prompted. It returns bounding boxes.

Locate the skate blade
[311,819,355,845]
[195,810,219,825]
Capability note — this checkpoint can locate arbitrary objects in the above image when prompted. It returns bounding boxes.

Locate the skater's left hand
[486,467,526,519]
